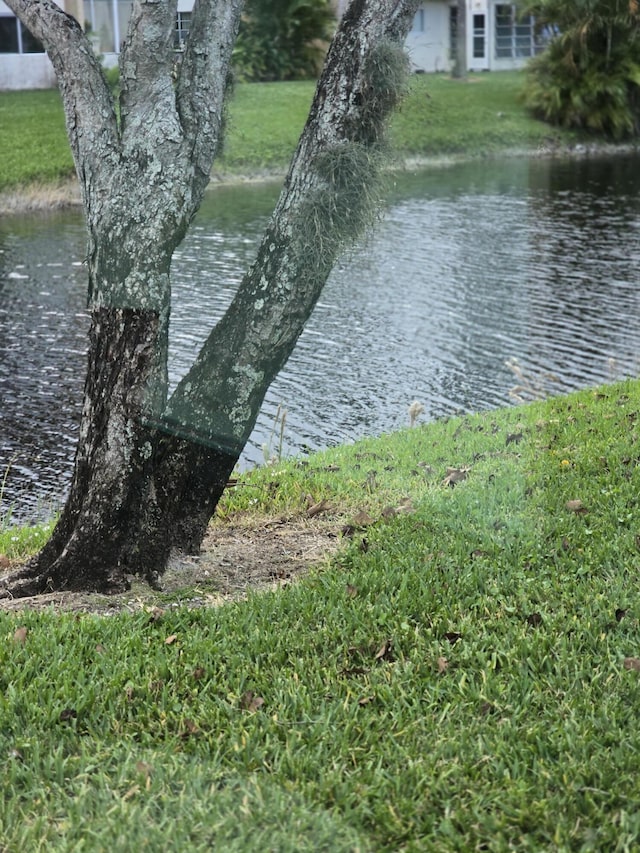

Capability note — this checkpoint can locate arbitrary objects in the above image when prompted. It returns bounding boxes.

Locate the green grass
[219,80,318,172]
[0,72,584,191]
[0,89,74,190]
[0,520,54,560]
[389,71,582,158]
[2,380,640,849]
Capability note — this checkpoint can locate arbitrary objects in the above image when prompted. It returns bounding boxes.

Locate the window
[495,4,542,59]
[0,16,44,54]
[0,17,19,53]
[174,11,191,49]
[473,14,485,60]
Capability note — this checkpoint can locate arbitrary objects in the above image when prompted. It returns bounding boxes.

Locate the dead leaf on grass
[506,432,524,446]
[342,510,376,537]
[59,708,77,722]
[136,761,153,778]
[353,510,375,527]
[364,471,378,492]
[443,631,462,644]
[181,718,200,738]
[12,626,28,645]
[374,639,394,662]
[306,499,331,518]
[379,499,417,521]
[240,690,265,712]
[443,467,470,487]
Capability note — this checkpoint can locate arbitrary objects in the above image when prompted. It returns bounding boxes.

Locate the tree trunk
[1,0,420,598]
[7,309,160,595]
[451,0,467,79]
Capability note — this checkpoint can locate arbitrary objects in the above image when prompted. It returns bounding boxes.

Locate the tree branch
[118,0,182,156]
[175,0,244,196]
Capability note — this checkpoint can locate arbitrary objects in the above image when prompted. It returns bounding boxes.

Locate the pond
[1,154,639,522]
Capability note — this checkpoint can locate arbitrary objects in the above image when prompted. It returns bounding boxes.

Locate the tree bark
[2,0,419,598]
[2,0,242,596]
[451,0,467,79]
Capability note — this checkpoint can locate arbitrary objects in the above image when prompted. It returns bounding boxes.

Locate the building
[0,1,542,91]
[0,0,189,87]
[407,1,543,74]
[0,0,83,89]
[328,1,544,73]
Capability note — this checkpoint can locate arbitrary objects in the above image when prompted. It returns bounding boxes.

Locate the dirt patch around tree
[0,515,346,616]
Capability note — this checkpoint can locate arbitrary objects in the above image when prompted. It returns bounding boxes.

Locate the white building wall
[0,52,56,90]
[408,1,538,74]
[0,0,83,89]
[406,2,452,73]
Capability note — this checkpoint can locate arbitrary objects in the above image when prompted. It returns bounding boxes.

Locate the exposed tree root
[0,562,48,599]
[0,558,131,600]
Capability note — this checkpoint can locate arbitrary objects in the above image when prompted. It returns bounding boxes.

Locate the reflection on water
[1,156,639,521]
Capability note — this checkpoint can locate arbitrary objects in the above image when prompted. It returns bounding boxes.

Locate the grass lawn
[388,70,579,158]
[0,89,73,189]
[0,71,582,191]
[2,379,640,849]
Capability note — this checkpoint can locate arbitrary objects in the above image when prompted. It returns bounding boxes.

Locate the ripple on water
[2,156,640,520]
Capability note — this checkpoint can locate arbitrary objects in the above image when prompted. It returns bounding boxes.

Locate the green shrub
[103,65,120,95]
[521,0,640,139]
[233,0,336,82]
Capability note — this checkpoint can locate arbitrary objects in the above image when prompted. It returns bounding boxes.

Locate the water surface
[1,155,639,521]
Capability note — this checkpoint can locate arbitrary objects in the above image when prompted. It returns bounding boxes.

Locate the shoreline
[2,140,638,218]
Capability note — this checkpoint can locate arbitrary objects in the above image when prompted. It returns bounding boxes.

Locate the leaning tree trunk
[1,0,420,598]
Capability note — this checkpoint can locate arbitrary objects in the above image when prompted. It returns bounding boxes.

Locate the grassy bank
[0,89,72,189]
[0,72,583,193]
[2,380,640,849]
